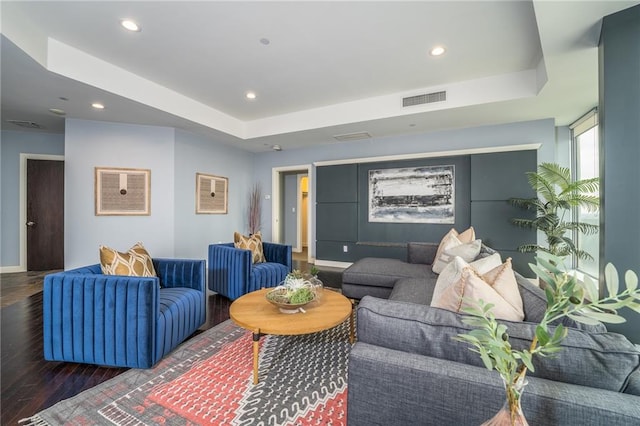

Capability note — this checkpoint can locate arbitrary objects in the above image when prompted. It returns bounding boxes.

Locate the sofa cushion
[357,296,640,393]
[99,242,157,278]
[389,278,436,305]
[343,257,434,289]
[431,257,524,321]
[234,231,266,264]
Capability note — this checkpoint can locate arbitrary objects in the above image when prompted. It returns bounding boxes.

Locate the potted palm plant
[509,162,599,261]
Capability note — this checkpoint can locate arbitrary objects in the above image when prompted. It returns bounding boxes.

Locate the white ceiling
[1,1,638,152]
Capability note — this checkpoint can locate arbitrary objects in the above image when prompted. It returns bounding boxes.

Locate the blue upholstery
[43,258,206,369]
[208,242,292,300]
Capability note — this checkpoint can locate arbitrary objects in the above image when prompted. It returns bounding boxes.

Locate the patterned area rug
[21,319,351,425]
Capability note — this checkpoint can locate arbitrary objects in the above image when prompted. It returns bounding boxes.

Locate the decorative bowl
[266,286,316,314]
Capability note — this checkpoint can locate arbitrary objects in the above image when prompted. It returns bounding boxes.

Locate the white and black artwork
[368,165,455,223]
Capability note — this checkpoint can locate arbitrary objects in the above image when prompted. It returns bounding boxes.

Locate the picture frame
[368,165,455,223]
[95,167,151,216]
[196,172,228,214]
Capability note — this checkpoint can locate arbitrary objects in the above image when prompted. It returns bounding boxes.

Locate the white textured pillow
[431,257,525,322]
[432,253,502,304]
[432,238,481,274]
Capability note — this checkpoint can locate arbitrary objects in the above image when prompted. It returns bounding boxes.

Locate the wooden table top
[230,288,352,336]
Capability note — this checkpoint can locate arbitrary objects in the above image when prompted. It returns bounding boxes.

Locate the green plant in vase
[455,252,640,426]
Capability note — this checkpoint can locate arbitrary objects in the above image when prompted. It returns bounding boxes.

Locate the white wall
[173,129,254,259]
[63,120,256,268]
[65,119,176,268]
[0,130,65,269]
[252,118,556,258]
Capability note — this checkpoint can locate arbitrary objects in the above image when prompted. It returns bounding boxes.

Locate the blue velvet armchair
[208,242,292,300]
[43,258,206,369]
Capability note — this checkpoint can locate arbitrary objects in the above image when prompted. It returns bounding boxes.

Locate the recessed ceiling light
[245,91,257,100]
[430,46,446,56]
[120,19,141,32]
[260,38,270,45]
[91,103,105,110]
[48,108,66,116]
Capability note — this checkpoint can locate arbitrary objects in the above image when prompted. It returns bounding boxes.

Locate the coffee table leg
[252,332,260,384]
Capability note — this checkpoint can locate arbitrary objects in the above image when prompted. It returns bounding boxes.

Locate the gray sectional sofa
[343,243,640,426]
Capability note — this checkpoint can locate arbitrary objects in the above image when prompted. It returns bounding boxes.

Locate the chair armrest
[262,242,292,271]
[43,272,159,368]
[153,258,205,292]
[406,242,438,264]
[208,244,252,298]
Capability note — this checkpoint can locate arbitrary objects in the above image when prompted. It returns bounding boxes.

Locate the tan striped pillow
[99,242,157,277]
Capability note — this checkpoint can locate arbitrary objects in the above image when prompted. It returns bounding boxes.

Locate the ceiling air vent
[6,120,44,129]
[333,132,372,142]
[402,91,446,107]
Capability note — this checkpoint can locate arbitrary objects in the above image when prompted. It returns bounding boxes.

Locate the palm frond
[508,197,539,210]
[517,244,543,254]
[537,163,572,189]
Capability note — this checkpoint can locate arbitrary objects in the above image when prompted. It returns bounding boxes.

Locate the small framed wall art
[95,167,151,216]
[196,172,228,214]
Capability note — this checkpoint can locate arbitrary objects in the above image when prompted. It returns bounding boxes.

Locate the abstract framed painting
[196,172,228,214]
[369,165,455,223]
[95,167,151,216]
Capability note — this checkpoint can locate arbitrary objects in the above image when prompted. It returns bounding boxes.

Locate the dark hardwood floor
[0,257,328,424]
[1,290,232,425]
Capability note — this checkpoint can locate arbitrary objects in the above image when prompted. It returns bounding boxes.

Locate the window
[570,109,599,277]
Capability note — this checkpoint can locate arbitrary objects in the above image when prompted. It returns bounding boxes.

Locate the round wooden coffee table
[230,288,354,384]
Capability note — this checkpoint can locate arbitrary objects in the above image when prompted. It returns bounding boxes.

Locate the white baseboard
[314,259,353,269]
[0,265,26,273]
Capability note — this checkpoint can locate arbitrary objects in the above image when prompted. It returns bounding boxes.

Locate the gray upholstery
[348,342,640,426]
[346,241,640,425]
[357,296,640,393]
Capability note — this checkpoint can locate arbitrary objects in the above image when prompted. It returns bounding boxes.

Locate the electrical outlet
[343,245,348,253]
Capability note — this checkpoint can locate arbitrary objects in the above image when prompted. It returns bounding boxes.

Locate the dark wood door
[27,159,64,271]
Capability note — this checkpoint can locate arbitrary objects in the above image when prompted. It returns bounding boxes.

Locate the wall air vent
[6,120,44,129]
[402,90,446,107]
[333,131,372,142]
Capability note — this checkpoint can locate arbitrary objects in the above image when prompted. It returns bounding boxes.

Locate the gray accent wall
[1,130,64,268]
[316,150,537,275]
[250,118,556,260]
[599,5,640,343]
[470,151,537,274]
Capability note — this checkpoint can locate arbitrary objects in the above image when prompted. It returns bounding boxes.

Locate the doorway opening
[272,164,313,263]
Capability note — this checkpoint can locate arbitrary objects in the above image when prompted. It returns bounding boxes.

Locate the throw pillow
[432,227,475,270]
[99,242,157,277]
[234,231,266,264]
[431,257,525,321]
[432,253,502,303]
[432,235,481,274]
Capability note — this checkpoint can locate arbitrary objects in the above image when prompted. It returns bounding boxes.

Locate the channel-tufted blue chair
[43,258,206,369]
[208,242,292,300]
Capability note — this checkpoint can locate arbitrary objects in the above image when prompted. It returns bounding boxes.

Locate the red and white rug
[22,319,351,425]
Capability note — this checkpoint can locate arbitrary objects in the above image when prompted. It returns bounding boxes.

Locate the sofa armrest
[406,242,438,264]
[348,342,640,426]
[43,272,159,368]
[262,242,292,270]
[153,258,205,291]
